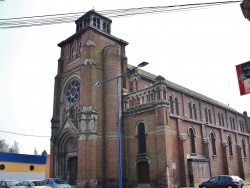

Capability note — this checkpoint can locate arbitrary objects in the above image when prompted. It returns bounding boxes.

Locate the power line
[0,1,241,29]
[0,130,50,138]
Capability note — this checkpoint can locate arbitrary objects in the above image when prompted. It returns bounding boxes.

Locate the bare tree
[8,141,20,153]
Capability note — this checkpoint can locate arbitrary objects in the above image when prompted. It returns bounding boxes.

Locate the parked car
[233,176,244,188]
[17,180,50,188]
[199,175,243,188]
[43,178,71,188]
[0,180,21,188]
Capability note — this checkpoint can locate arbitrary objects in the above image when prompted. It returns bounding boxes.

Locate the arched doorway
[137,161,150,184]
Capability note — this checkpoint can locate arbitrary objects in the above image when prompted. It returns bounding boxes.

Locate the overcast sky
[0,0,250,155]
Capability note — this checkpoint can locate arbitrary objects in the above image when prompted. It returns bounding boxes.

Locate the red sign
[236,61,250,95]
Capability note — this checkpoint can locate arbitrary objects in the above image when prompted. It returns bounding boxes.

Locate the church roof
[128,64,239,113]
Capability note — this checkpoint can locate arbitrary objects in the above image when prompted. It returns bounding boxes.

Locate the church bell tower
[50,10,128,187]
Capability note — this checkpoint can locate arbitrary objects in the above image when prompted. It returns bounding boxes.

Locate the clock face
[65,80,80,106]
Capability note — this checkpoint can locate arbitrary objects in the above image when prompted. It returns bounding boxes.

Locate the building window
[188,102,197,120]
[163,88,167,100]
[204,107,212,124]
[169,96,179,115]
[77,40,81,55]
[229,116,236,130]
[169,96,174,114]
[189,128,196,154]
[138,122,146,154]
[239,120,245,132]
[218,112,225,127]
[210,132,217,155]
[188,102,193,118]
[102,21,110,33]
[65,80,80,106]
[208,109,212,124]
[84,16,90,26]
[175,97,179,115]
[205,107,208,123]
[193,103,197,119]
[228,135,233,157]
[242,139,247,158]
[93,16,100,29]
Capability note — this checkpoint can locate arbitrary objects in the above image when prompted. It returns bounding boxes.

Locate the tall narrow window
[208,109,212,124]
[232,118,236,130]
[189,128,196,154]
[157,89,161,100]
[77,40,81,55]
[193,103,197,120]
[239,120,243,132]
[175,97,179,115]
[169,96,174,114]
[242,139,247,158]
[163,89,167,100]
[210,132,217,155]
[205,108,209,123]
[188,102,193,118]
[70,42,74,60]
[228,135,233,157]
[239,120,245,132]
[218,112,222,126]
[230,117,233,129]
[221,113,225,127]
[138,123,146,154]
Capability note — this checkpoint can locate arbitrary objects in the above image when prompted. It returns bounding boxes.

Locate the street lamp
[92,61,149,188]
[204,123,212,178]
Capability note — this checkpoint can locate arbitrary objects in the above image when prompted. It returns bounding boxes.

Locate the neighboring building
[0,152,49,181]
[50,10,250,187]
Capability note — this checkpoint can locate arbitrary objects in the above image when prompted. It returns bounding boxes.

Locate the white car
[0,180,21,188]
[13,180,50,188]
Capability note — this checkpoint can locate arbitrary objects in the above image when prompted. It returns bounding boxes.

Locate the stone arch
[135,121,148,136]
[57,127,78,183]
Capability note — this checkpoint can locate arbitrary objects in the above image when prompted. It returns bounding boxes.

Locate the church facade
[50,10,250,187]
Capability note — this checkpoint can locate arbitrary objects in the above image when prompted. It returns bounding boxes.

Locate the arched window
[210,132,217,155]
[189,128,196,154]
[242,139,247,158]
[138,122,146,154]
[228,135,233,157]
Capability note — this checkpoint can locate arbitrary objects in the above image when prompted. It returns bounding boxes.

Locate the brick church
[50,10,250,187]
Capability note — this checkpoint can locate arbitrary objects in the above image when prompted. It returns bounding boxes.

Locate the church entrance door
[69,157,77,185]
[137,161,150,184]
